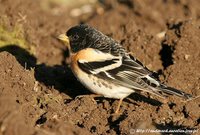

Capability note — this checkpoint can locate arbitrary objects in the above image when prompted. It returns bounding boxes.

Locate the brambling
[58,24,193,113]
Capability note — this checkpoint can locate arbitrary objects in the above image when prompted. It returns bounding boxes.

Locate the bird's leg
[76,94,101,98]
[115,98,123,114]
[89,94,102,103]
[76,94,102,103]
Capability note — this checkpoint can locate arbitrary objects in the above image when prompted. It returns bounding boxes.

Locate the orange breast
[70,48,117,74]
[70,48,97,75]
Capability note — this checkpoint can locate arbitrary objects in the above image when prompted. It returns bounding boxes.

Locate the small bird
[58,24,193,113]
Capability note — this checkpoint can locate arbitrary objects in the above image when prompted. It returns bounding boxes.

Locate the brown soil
[0,0,200,135]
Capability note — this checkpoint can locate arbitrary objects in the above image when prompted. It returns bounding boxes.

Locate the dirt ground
[0,0,200,135]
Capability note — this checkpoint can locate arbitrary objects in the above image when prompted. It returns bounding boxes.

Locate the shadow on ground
[0,45,90,98]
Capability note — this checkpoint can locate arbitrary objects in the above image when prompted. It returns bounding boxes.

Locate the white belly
[74,70,134,99]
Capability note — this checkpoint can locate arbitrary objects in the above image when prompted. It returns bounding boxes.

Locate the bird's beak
[57,34,70,49]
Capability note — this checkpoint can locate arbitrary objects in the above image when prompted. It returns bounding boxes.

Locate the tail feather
[141,75,193,100]
[159,84,193,99]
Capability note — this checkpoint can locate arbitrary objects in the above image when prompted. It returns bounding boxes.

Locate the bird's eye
[73,34,79,40]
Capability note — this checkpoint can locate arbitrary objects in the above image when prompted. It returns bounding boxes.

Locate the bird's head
[58,24,98,54]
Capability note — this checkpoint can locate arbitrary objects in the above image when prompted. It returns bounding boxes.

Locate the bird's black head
[66,24,98,53]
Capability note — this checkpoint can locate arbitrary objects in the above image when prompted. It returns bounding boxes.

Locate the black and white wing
[77,49,192,99]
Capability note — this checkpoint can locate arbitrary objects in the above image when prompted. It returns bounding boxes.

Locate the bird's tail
[157,84,193,100]
[137,75,193,100]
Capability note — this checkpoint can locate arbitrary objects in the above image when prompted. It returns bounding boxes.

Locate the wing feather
[77,52,192,99]
[77,54,156,91]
